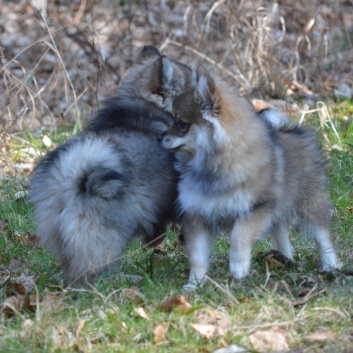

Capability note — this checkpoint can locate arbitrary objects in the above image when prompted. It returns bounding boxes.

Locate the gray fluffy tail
[80,168,127,200]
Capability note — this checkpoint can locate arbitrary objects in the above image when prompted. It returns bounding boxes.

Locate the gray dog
[30,46,192,285]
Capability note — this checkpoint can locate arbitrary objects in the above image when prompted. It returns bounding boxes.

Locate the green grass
[1,104,353,352]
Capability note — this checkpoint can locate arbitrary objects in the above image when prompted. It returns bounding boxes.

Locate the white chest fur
[178,176,253,219]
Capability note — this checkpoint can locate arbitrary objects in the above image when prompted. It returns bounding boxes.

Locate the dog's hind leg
[270,223,295,260]
[300,198,341,271]
[230,208,273,280]
[310,225,341,271]
[182,215,216,290]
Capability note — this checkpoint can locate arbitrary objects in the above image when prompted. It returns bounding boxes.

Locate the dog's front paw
[182,283,198,293]
[230,260,250,280]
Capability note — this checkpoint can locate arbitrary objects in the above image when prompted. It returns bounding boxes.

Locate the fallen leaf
[216,318,231,336]
[26,232,41,248]
[121,286,144,304]
[8,257,22,272]
[192,317,231,339]
[39,292,65,314]
[297,288,310,297]
[213,344,248,353]
[13,273,37,294]
[134,307,149,320]
[257,250,298,269]
[153,322,168,343]
[263,255,284,269]
[0,295,35,316]
[75,319,85,337]
[203,308,224,318]
[159,295,192,313]
[305,331,336,341]
[5,283,26,297]
[249,328,288,352]
[292,288,326,306]
[192,324,217,339]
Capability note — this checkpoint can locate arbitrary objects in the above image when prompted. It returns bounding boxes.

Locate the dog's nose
[157,133,164,142]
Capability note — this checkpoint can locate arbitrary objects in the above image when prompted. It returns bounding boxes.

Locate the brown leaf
[249,328,288,352]
[153,322,168,343]
[13,273,37,294]
[8,257,22,272]
[159,295,192,313]
[292,288,326,307]
[192,318,231,339]
[26,232,41,248]
[134,307,149,320]
[121,286,144,304]
[297,288,310,297]
[263,255,284,269]
[257,250,298,269]
[0,295,35,317]
[75,319,85,337]
[39,292,65,314]
[5,283,26,297]
[305,331,336,341]
[192,324,217,339]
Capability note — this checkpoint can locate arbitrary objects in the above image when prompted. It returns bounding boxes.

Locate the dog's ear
[191,65,208,87]
[195,74,216,109]
[161,56,174,85]
[148,56,175,93]
[136,45,161,64]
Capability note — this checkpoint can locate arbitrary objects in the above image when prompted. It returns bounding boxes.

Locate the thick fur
[30,97,177,285]
[30,46,192,285]
[118,46,192,112]
[160,72,341,289]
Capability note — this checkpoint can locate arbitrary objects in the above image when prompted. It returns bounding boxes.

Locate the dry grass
[0,0,352,132]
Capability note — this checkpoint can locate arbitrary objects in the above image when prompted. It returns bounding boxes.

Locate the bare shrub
[0,0,352,131]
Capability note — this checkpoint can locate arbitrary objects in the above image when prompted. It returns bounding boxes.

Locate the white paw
[230,260,250,280]
[182,283,197,292]
[321,257,342,272]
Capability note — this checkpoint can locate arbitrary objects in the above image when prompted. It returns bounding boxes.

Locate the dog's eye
[177,121,190,133]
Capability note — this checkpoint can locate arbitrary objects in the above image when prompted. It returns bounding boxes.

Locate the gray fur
[160,73,341,289]
[30,98,178,285]
[30,46,193,286]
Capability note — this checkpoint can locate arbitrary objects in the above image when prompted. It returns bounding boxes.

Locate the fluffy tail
[257,108,291,130]
[29,133,128,284]
[80,168,127,200]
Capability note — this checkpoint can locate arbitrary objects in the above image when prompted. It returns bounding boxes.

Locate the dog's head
[159,68,225,154]
[118,46,192,112]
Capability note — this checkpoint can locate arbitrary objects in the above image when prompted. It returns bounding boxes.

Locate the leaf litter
[249,327,289,352]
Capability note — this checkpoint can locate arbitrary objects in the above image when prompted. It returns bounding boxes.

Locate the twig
[160,39,250,87]
[32,1,81,130]
[292,288,326,307]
